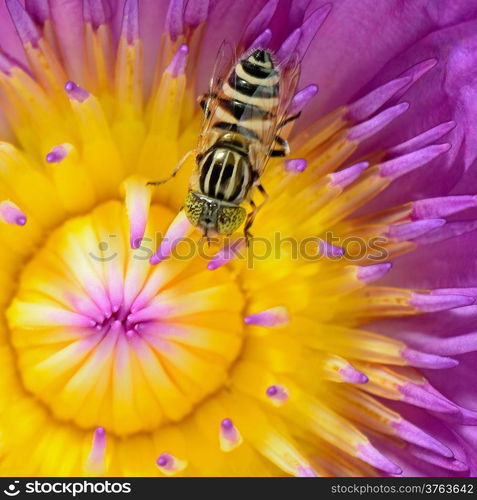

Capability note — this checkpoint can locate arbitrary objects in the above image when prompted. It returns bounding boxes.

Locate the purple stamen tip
[248,28,273,51]
[65,81,90,102]
[221,418,234,430]
[46,145,68,164]
[266,385,278,396]
[276,27,301,62]
[285,158,307,173]
[166,44,189,78]
[330,162,369,188]
[289,84,319,116]
[340,365,368,384]
[95,426,105,437]
[265,384,289,405]
[244,306,289,328]
[156,454,169,467]
[130,236,142,249]
[0,200,27,226]
[357,262,392,284]
[318,239,344,258]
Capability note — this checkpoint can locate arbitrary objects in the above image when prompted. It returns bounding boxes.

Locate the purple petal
[48,0,85,81]
[165,0,185,41]
[401,347,458,369]
[184,0,209,28]
[399,382,459,414]
[408,445,469,473]
[347,103,409,141]
[347,76,411,122]
[357,443,402,475]
[379,144,451,179]
[388,121,456,157]
[242,0,279,46]
[391,419,453,458]
[411,196,477,220]
[121,0,139,43]
[348,59,436,121]
[409,293,475,313]
[25,0,50,24]
[83,0,112,29]
[387,219,446,242]
[414,220,477,246]
[6,0,41,47]
[296,3,332,59]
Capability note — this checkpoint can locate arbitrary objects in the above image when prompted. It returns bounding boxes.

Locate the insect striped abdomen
[211,50,280,143]
[199,148,252,203]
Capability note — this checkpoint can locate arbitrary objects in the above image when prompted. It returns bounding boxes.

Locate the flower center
[6,201,245,436]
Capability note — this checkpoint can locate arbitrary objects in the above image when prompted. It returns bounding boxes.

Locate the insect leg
[244,200,256,246]
[244,184,269,245]
[278,112,301,129]
[147,150,195,186]
[198,93,217,114]
[269,135,290,158]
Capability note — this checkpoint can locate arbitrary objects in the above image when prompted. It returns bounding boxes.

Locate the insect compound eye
[183,191,203,227]
[216,206,246,235]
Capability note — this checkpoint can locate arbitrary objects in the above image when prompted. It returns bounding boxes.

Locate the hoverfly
[148,45,300,242]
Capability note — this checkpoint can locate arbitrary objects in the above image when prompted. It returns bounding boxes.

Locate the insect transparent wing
[276,51,302,125]
[248,51,301,177]
[197,41,237,154]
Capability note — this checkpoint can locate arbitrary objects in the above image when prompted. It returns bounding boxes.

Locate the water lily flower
[0,0,477,477]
